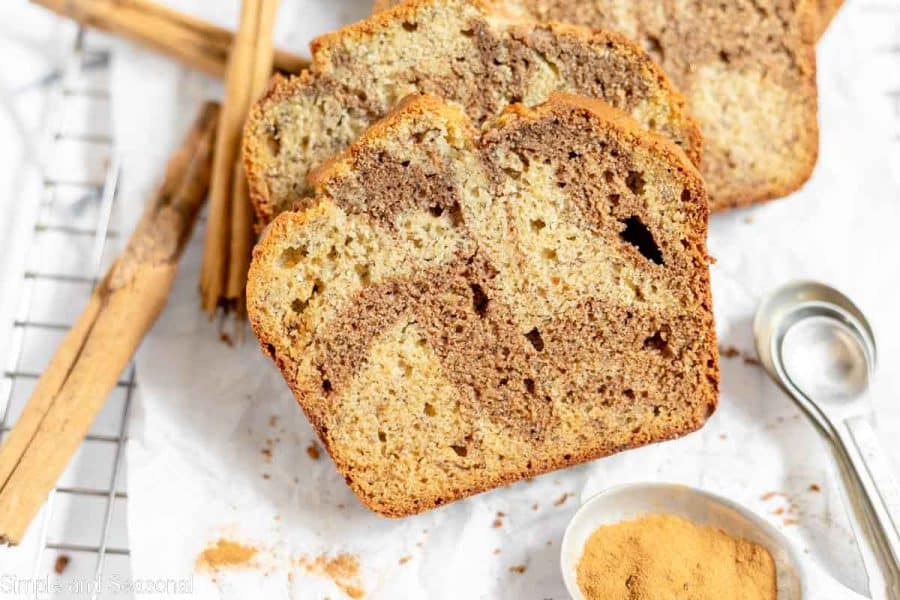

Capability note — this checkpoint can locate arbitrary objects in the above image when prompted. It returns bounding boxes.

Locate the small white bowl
[560,482,866,600]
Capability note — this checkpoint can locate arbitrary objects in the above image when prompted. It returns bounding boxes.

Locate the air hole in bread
[653,406,661,416]
[378,431,387,442]
[524,378,536,394]
[643,331,673,357]
[265,124,281,156]
[530,218,546,232]
[681,188,691,203]
[291,297,308,313]
[470,283,489,316]
[460,28,474,37]
[354,264,371,285]
[719,50,731,64]
[322,379,332,393]
[424,403,436,417]
[642,33,664,63]
[542,248,558,262]
[626,170,645,195]
[525,328,544,352]
[280,245,308,268]
[624,389,635,399]
[603,170,614,183]
[450,445,468,457]
[620,216,664,265]
[609,193,621,207]
[402,21,418,32]
[447,201,464,226]
[429,205,444,217]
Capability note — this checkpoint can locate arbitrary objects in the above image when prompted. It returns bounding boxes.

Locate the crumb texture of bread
[243,0,700,225]
[247,93,719,516]
[371,0,819,211]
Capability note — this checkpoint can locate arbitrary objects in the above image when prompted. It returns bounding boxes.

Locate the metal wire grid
[0,29,132,597]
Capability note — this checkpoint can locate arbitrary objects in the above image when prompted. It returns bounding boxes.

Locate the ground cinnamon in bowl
[576,513,777,600]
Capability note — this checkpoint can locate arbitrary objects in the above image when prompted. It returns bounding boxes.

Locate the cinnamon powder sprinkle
[54,554,70,575]
[509,565,527,574]
[399,555,412,565]
[492,518,503,528]
[809,484,821,492]
[554,492,572,506]
[306,443,321,460]
[720,346,740,359]
[577,514,776,600]
[195,539,257,572]
[298,553,364,599]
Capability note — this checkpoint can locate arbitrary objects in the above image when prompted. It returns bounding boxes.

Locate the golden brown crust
[247,92,719,516]
[817,0,844,36]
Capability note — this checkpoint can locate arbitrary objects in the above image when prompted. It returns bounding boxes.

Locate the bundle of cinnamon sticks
[199,0,281,320]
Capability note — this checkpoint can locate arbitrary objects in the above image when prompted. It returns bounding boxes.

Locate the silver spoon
[755,281,900,598]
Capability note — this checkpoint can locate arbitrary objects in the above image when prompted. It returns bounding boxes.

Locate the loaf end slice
[243,0,701,226]
[247,92,719,516]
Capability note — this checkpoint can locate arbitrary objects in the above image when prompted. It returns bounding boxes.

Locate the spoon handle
[837,415,900,597]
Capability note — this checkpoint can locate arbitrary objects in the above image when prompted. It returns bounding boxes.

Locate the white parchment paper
[111,2,900,598]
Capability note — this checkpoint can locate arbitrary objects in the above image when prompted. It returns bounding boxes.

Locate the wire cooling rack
[0,29,133,598]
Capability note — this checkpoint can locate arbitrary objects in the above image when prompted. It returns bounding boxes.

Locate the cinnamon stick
[199,0,260,315]
[0,102,219,546]
[201,0,280,318]
[227,0,280,315]
[29,0,306,78]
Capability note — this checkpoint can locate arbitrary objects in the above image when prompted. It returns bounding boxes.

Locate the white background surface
[1,0,899,598]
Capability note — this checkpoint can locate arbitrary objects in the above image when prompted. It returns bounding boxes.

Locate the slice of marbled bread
[247,92,719,516]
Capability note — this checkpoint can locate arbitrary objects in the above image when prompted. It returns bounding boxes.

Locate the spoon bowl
[754,280,900,597]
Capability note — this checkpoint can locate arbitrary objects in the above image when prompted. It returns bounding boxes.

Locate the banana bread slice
[243,0,701,226]
[247,92,719,516]
[374,0,819,211]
